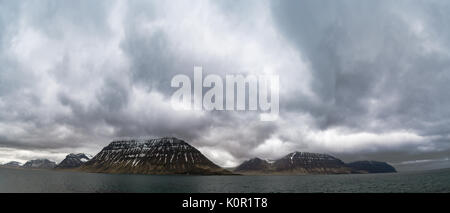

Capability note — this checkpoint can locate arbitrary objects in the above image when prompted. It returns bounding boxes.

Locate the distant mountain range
[1,153,92,170]
[234,152,397,174]
[1,161,22,168]
[235,152,352,174]
[0,137,397,175]
[55,153,92,169]
[23,159,57,169]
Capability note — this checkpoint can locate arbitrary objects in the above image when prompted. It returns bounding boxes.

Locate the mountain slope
[235,151,352,174]
[23,159,56,169]
[235,152,397,175]
[80,137,232,175]
[272,152,351,174]
[235,158,271,173]
[56,153,92,169]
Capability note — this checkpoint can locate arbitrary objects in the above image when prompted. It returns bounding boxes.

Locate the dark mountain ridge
[235,152,396,175]
[2,138,397,176]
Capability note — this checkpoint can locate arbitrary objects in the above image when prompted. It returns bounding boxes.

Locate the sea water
[0,167,449,193]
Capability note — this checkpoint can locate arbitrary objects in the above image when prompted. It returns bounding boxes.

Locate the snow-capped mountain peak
[80,137,232,175]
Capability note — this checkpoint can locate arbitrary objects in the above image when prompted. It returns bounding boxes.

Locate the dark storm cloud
[0,0,450,167]
[271,1,450,141]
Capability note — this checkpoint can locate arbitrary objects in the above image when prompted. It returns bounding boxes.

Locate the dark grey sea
[1,167,449,193]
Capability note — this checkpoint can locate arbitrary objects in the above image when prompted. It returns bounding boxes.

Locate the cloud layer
[1,0,450,168]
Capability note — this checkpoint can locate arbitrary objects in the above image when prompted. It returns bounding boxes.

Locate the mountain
[56,153,92,169]
[80,137,232,175]
[1,161,22,168]
[23,159,56,169]
[235,151,352,174]
[234,158,271,173]
[346,161,397,173]
[235,152,398,175]
[273,152,352,174]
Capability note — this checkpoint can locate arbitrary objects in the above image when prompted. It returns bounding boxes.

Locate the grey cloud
[1,0,450,169]
[271,1,450,133]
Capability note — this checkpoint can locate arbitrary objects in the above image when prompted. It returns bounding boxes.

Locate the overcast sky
[1,0,450,169]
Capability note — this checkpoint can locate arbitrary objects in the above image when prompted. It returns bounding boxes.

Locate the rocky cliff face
[56,153,92,169]
[23,159,56,169]
[346,161,397,173]
[235,152,352,174]
[80,137,232,175]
